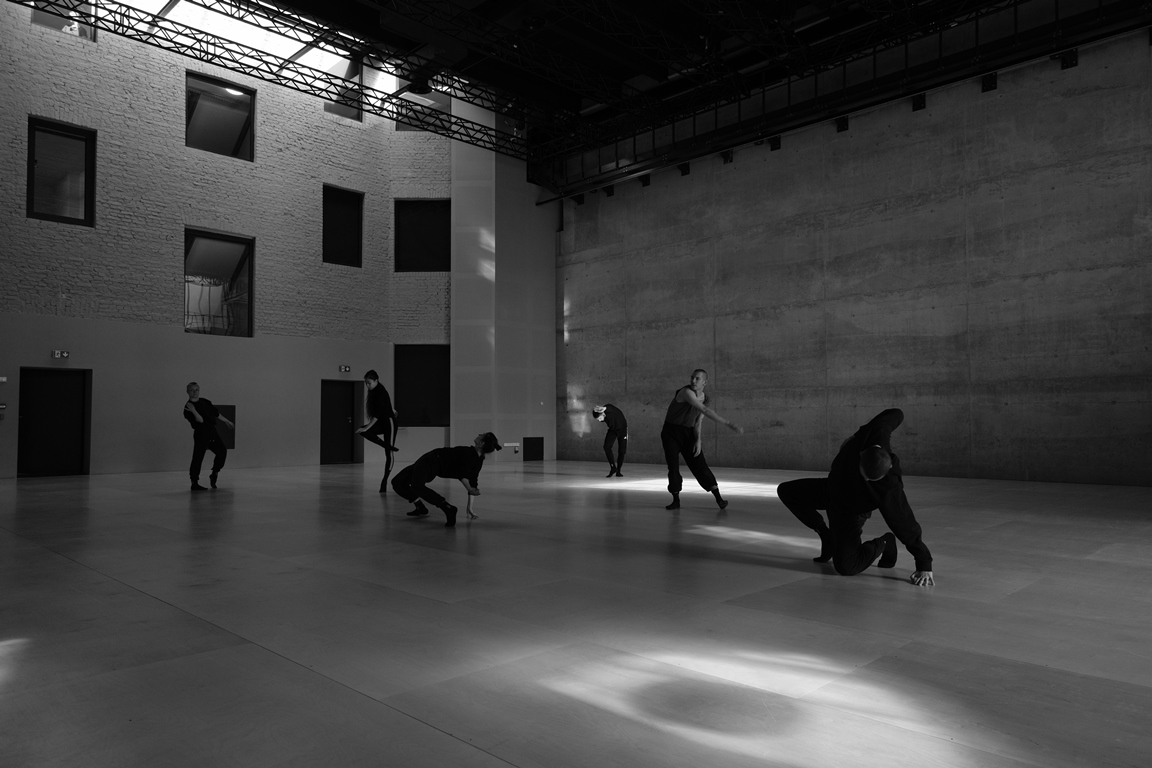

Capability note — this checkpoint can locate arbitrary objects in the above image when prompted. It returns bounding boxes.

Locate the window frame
[322,184,365,268]
[27,117,97,227]
[394,344,451,427]
[394,198,452,272]
[185,72,256,162]
[31,5,97,40]
[183,228,255,338]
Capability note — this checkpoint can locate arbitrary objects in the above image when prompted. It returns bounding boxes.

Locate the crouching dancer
[777,408,934,586]
[392,432,502,527]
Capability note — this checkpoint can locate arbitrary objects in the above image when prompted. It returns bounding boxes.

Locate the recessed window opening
[394,345,450,427]
[31,5,95,40]
[323,58,364,121]
[27,118,96,227]
[184,230,253,337]
[323,185,364,267]
[395,199,451,272]
[186,73,255,160]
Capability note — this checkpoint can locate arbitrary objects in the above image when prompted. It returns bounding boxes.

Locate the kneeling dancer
[661,368,743,510]
[777,408,934,586]
[392,432,502,526]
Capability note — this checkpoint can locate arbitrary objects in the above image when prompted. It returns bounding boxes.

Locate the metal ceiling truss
[13,0,526,157]
[532,0,1016,161]
[369,0,635,109]
[532,0,1152,194]
[184,0,528,116]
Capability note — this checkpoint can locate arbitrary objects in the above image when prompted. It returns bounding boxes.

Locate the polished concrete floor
[2,459,1151,768]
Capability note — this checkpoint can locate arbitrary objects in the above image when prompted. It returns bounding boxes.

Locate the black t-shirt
[366,385,394,426]
[421,446,486,489]
[601,404,627,433]
[183,398,219,437]
[827,408,932,571]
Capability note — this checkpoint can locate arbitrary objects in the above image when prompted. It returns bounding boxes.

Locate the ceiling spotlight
[408,79,432,95]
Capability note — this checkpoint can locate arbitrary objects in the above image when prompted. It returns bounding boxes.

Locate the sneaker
[407,501,429,517]
[665,496,680,511]
[813,527,833,563]
[877,532,898,568]
[606,466,617,478]
[442,503,458,527]
[716,498,729,510]
[191,482,207,491]
[209,473,218,489]
[614,470,624,477]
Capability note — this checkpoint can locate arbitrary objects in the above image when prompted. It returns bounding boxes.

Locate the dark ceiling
[270,0,1152,193]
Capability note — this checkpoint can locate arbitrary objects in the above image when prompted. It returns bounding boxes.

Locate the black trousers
[360,423,395,486]
[603,429,627,469]
[660,423,717,494]
[391,457,450,509]
[777,478,888,576]
[189,432,226,481]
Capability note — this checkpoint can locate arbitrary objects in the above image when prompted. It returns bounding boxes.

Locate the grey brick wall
[0,4,449,345]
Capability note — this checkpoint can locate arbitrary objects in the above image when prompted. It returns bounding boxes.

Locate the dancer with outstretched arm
[661,369,743,510]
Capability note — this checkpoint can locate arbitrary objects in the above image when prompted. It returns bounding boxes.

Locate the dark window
[31,5,95,40]
[186,73,254,160]
[394,345,450,427]
[324,59,363,121]
[184,230,253,337]
[27,118,96,227]
[395,199,451,271]
[323,185,364,267]
[396,83,451,132]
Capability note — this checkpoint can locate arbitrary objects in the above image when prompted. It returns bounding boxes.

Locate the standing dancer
[777,408,934,586]
[392,432,502,527]
[661,369,743,510]
[183,382,233,491]
[593,403,628,477]
[356,369,397,492]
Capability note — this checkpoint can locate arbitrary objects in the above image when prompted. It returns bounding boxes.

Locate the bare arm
[680,388,743,434]
[184,402,203,423]
[357,416,377,434]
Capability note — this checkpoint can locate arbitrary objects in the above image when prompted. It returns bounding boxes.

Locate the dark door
[18,368,90,477]
[320,380,355,464]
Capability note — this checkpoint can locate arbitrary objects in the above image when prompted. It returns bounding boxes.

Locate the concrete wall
[558,30,1152,486]
[0,5,452,477]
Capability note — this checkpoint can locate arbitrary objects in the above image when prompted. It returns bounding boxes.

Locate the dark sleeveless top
[664,386,708,427]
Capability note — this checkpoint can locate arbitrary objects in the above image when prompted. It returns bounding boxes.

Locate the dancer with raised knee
[661,369,743,510]
[392,432,501,527]
[777,408,934,586]
[356,369,398,492]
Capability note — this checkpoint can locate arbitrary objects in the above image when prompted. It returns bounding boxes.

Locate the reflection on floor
[2,460,1151,768]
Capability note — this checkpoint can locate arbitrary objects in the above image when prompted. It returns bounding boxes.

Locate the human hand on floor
[911,570,935,586]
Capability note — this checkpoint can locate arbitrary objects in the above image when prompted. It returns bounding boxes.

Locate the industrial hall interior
[2,0,1151,766]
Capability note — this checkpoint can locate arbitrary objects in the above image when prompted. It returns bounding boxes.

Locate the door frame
[319,378,365,465]
[18,366,93,477]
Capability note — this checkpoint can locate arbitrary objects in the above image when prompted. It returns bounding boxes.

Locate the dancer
[661,369,743,510]
[356,369,398,492]
[593,403,628,477]
[777,408,934,586]
[392,432,502,527]
[183,382,233,491]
